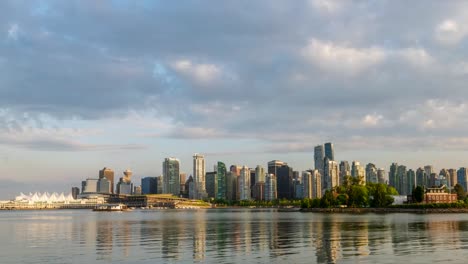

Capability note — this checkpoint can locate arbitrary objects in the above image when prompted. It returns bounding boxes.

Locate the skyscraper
[324,160,339,191]
[448,169,457,188]
[205,171,217,199]
[116,169,133,195]
[416,167,426,187]
[365,163,378,184]
[277,164,293,199]
[396,165,407,195]
[324,142,335,161]
[239,166,251,200]
[163,158,180,196]
[302,171,313,199]
[99,167,115,194]
[351,161,365,185]
[377,168,386,184]
[339,161,350,185]
[216,162,227,200]
[267,160,287,176]
[314,145,325,174]
[406,169,416,195]
[389,163,399,190]
[255,165,265,183]
[71,187,80,199]
[141,177,158,194]
[193,154,207,199]
[265,174,277,201]
[457,167,468,191]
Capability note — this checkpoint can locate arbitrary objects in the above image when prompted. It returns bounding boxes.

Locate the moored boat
[93,204,130,212]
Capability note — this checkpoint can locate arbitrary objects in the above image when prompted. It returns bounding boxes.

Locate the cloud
[171,59,222,86]
[361,113,383,127]
[6,23,19,40]
[301,38,386,75]
[435,19,467,45]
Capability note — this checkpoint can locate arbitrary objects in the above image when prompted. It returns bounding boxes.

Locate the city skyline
[2,1,468,198]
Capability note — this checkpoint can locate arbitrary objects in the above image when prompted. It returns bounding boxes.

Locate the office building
[339,161,350,186]
[277,164,293,199]
[239,166,251,200]
[216,162,227,200]
[226,171,237,201]
[389,163,399,190]
[205,171,217,199]
[396,165,407,195]
[406,169,416,195]
[71,187,80,199]
[265,174,277,201]
[193,154,207,199]
[314,145,325,174]
[97,177,111,194]
[255,165,265,183]
[324,142,335,161]
[457,167,468,192]
[99,167,115,194]
[416,167,426,188]
[365,163,378,184]
[448,169,457,189]
[267,160,287,176]
[163,158,180,196]
[377,168,386,184]
[82,178,98,193]
[141,177,158,194]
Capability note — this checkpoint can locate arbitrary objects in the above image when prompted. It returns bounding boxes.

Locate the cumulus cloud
[171,59,222,86]
[435,19,467,45]
[301,38,386,75]
[361,113,383,127]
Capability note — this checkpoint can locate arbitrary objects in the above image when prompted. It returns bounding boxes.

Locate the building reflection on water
[13,211,467,263]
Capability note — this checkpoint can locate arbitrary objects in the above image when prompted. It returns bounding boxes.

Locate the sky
[1,0,468,199]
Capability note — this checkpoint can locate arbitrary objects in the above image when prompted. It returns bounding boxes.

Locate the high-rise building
[448,169,457,189]
[226,171,237,201]
[205,171,217,199]
[304,169,322,199]
[179,173,187,186]
[339,161,350,186]
[314,145,325,174]
[406,169,416,195]
[389,163,399,190]
[193,154,207,200]
[216,162,227,200]
[252,181,265,201]
[267,160,287,176]
[239,166,251,200]
[82,178,98,193]
[365,163,378,184]
[277,164,293,199]
[99,167,115,194]
[457,167,468,192]
[141,177,158,194]
[255,165,265,183]
[265,174,277,201]
[324,160,339,191]
[97,177,111,193]
[351,161,365,185]
[396,165,407,195]
[163,158,180,196]
[185,175,194,198]
[302,171,313,199]
[116,170,133,195]
[230,165,242,200]
[156,176,163,194]
[416,167,426,188]
[134,186,142,195]
[71,187,80,199]
[424,165,434,186]
[324,142,335,161]
[377,168,386,184]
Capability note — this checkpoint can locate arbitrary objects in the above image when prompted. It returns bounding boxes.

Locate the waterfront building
[239,166,251,200]
[397,165,407,195]
[314,145,325,175]
[265,174,277,201]
[230,165,242,200]
[312,169,322,198]
[186,175,194,199]
[193,153,207,200]
[406,169,416,195]
[205,171,217,199]
[339,161,350,186]
[255,165,265,183]
[82,178,98,193]
[134,186,142,195]
[448,169,457,189]
[99,167,115,194]
[252,181,265,201]
[365,163,378,184]
[351,161,365,185]
[324,160,339,191]
[423,186,457,204]
[226,171,237,201]
[324,142,334,161]
[277,164,293,199]
[267,160,287,177]
[250,168,256,196]
[163,158,180,196]
[377,168,386,184]
[156,176,163,194]
[416,167,426,188]
[117,170,133,195]
[389,163,399,191]
[97,177,111,194]
[71,187,80,199]
[141,177,158,194]
[457,167,468,191]
[216,162,227,200]
[302,171,313,199]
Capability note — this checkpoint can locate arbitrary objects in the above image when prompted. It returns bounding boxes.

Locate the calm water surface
[1,209,468,263]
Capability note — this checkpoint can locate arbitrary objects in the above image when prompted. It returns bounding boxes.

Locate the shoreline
[300,207,468,214]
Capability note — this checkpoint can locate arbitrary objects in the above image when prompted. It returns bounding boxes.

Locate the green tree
[454,184,467,200]
[348,185,369,207]
[320,190,336,208]
[412,186,425,203]
[370,183,394,207]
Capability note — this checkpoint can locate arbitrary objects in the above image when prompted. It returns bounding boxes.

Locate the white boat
[93,204,129,212]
